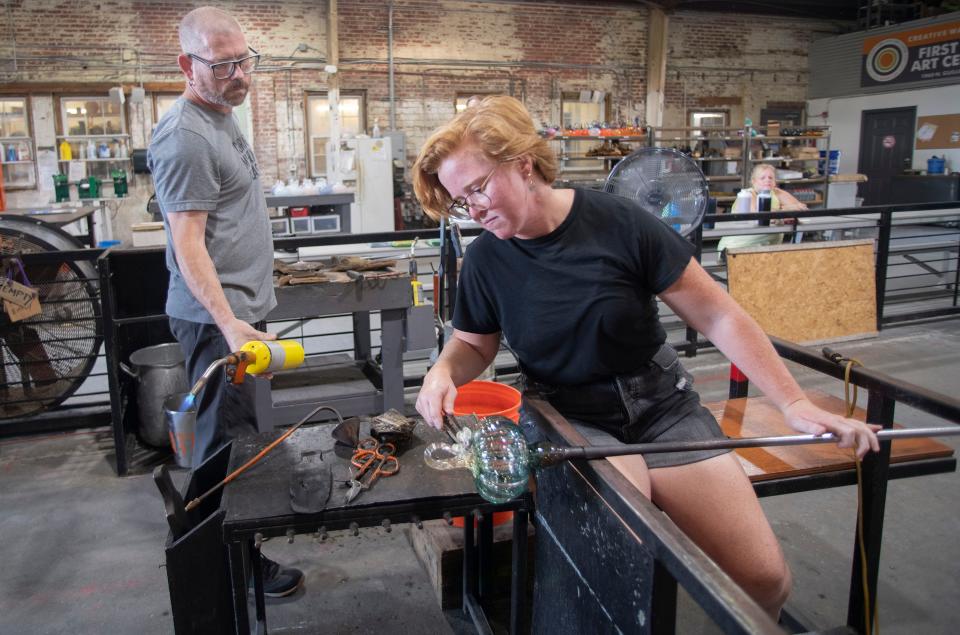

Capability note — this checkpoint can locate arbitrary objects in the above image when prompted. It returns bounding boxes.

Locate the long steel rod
[564,427,960,461]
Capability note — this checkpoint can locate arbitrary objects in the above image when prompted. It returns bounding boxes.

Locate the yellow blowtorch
[186,340,305,399]
[235,339,305,376]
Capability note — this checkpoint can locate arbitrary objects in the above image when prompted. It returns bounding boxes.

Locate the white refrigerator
[331,137,395,234]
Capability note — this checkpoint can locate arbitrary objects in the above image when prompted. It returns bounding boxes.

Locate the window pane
[156,94,180,122]
[0,98,30,138]
[561,97,605,165]
[562,101,603,129]
[306,94,363,177]
[63,97,124,136]
[307,95,362,137]
[689,111,728,137]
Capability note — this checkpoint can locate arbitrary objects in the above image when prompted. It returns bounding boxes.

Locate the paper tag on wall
[0,278,38,307]
[5,295,42,322]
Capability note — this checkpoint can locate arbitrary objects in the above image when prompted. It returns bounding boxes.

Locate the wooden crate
[407,518,535,609]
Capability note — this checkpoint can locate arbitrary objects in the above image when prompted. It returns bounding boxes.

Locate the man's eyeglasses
[448,164,500,220]
[189,47,260,80]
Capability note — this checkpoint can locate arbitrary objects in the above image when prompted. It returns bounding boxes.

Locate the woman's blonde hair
[413,95,558,220]
[750,163,777,184]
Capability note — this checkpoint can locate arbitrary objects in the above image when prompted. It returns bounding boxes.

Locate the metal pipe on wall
[388,0,396,131]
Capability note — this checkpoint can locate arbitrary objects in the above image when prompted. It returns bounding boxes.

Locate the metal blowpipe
[424,418,960,504]
[530,427,960,466]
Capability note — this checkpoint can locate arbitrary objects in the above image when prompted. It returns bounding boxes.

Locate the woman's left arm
[659,257,879,457]
[775,187,808,211]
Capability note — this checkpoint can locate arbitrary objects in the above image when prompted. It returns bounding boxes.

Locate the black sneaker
[252,555,304,598]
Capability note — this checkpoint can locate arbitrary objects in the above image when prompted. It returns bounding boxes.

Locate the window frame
[454,92,499,114]
[304,90,367,179]
[58,95,128,138]
[0,95,38,190]
[558,90,613,177]
[687,109,730,137]
[152,93,182,125]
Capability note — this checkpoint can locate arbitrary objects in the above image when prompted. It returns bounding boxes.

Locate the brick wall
[2,1,843,224]
[663,10,839,130]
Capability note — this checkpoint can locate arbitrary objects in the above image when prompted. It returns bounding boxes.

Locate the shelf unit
[543,134,647,188]
[746,125,831,208]
[56,134,132,163]
[648,126,832,209]
[0,136,38,190]
[537,126,833,207]
[648,127,747,203]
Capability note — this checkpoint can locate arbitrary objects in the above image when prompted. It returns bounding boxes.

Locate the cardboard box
[723,146,742,159]
[131,221,166,247]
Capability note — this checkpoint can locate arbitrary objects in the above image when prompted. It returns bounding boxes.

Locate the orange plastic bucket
[451,381,522,527]
[452,380,521,423]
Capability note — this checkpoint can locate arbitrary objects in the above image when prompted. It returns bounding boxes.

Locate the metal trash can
[164,392,197,469]
[127,343,188,448]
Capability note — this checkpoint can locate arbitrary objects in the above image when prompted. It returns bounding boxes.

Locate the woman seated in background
[718,163,808,256]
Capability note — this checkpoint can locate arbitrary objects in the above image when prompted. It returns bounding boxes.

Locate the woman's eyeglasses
[189,47,260,80]
[447,164,499,220]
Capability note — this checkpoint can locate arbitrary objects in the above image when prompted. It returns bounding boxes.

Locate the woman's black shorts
[522,344,729,469]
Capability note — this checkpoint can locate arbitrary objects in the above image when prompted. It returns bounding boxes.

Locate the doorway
[858,107,916,205]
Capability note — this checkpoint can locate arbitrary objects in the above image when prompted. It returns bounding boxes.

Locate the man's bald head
[179,6,243,56]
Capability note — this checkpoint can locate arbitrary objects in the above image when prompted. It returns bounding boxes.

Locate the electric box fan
[603,146,709,237]
[0,215,102,419]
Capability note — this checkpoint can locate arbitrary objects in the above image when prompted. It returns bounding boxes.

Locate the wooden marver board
[706,391,954,481]
[726,239,877,344]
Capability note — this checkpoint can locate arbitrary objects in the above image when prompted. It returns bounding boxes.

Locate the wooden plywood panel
[726,239,877,343]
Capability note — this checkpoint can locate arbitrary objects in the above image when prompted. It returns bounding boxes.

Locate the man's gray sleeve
[151,128,220,214]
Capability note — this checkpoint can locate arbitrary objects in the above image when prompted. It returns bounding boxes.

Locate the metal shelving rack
[746,125,831,208]
[648,125,832,209]
[543,133,649,189]
[648,127,747,207]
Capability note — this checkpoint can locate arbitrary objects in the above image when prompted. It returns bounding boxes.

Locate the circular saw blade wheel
[0,220,101,419]
[603,147,709,238]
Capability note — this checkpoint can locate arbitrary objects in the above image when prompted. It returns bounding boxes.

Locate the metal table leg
[510,506,529,635]
[249,540,268,633]
[477,509,493,600]
[227,541,250,635]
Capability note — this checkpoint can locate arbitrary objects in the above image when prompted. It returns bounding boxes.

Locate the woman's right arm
[416,330,502,429]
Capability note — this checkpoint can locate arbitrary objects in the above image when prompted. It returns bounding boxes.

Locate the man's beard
[193,79,248,108]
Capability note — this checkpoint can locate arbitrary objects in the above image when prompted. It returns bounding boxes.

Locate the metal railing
[662,200,960,355]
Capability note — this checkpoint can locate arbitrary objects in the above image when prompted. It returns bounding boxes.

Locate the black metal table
[220,421,529,634]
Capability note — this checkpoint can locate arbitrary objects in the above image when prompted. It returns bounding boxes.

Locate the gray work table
[257,274,413,427]
[220,422,529,635]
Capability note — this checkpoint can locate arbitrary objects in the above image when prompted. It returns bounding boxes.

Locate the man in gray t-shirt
[147,6,302,599]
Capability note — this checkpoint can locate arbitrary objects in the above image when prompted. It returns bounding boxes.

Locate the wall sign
[862,21,960,87]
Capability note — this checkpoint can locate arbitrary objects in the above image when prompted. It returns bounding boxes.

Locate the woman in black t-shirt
[412,96,878,619]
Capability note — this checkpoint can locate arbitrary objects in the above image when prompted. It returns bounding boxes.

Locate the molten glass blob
[424,416,534,504]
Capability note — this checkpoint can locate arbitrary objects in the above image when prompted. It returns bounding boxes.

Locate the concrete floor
[0,319,958,634]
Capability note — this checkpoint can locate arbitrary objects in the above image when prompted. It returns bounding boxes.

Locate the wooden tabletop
[705,391,955,482]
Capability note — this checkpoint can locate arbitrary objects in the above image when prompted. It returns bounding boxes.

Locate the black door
[858,107,916,205]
